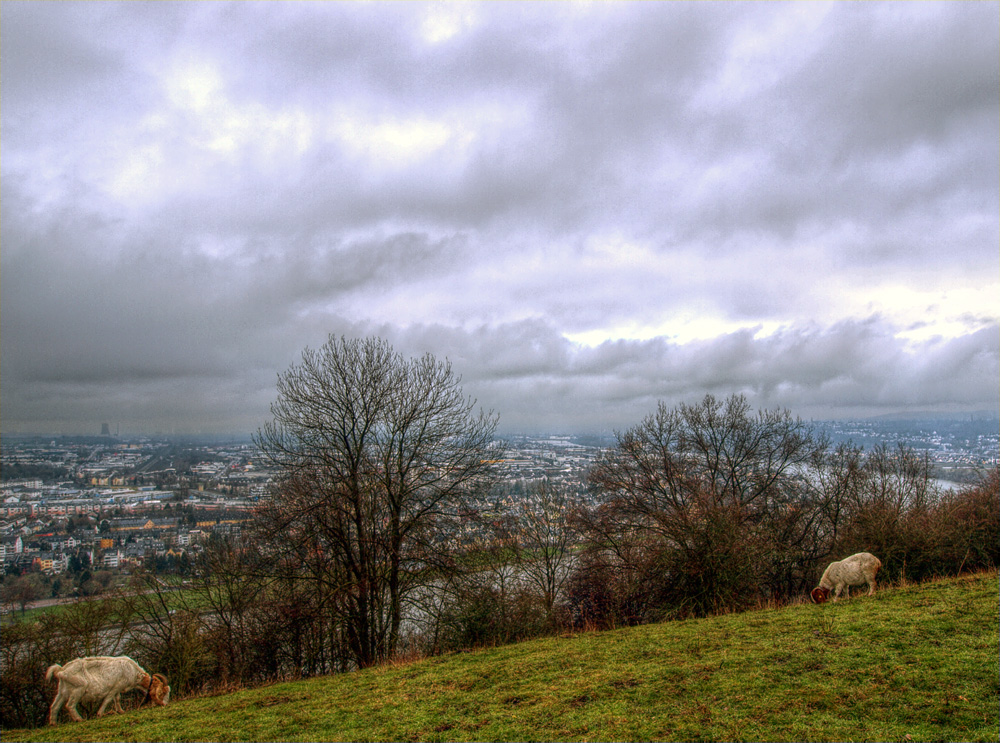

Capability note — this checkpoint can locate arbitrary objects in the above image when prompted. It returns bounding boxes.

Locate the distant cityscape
[812,415,999,479]
[1,416,996,584]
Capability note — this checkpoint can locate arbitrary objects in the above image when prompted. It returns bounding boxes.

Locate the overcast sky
[2,1,998,436]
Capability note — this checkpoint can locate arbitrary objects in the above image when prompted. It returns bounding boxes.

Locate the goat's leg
[96,693,116,717]
[66,690,86,722]
[48,690,66,725]
[113,694,125,714]
[867,579,877,596]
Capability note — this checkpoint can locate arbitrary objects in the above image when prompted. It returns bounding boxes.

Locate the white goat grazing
[811,552,882,604]
[46,655,170,725]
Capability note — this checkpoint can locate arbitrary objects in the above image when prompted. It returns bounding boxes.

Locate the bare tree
[831,441,939,579]
[812,442,865,552]
[254,335,502,668]
[1,575,44,617]
[580,394,829,617]
[511,480,578,621]
[588,394,826,537]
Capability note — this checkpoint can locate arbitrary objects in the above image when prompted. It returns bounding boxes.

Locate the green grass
[2,585,200,628]
[6,571,998,742]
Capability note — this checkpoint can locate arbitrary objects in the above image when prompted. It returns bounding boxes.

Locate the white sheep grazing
[810,552,882,604]
[46,655,170,725]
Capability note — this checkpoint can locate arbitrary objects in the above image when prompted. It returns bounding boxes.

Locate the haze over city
[2,1,998,436]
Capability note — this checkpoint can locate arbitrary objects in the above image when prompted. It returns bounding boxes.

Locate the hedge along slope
[5,570,997,743]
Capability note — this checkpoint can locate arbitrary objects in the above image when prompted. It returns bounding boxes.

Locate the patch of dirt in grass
[251,694,297,708]
[610,677,639,689]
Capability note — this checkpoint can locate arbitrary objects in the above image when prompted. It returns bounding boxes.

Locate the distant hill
[8,570,997,743]
[864,410,999,423]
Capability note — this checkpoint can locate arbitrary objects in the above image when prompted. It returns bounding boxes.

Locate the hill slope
[7,572,998,743]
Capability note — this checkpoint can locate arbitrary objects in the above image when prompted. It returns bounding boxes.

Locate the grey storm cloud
[1,0,997,435]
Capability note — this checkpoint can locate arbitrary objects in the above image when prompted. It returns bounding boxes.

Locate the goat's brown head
[150,674,170,706]
[140,673,171,707]
[810,587,830,605]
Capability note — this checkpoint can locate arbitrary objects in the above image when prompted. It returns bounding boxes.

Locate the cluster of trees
[3,336,996,728]
[0,561,120,616]
[568,394,997,626]
[1,463,67,482]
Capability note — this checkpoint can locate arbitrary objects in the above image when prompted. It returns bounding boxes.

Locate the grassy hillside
[6,571,998,743]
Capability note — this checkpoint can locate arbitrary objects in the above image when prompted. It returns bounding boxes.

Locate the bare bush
[926,468,999,575]
[115,575,213,697]
[576,394,828,619]
[823,443,942,582]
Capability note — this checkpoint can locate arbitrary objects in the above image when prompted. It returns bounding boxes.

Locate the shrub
[435,574,550,651]
[0,597,129,728]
